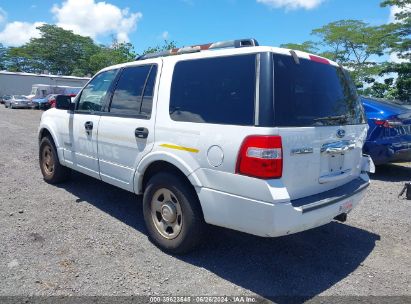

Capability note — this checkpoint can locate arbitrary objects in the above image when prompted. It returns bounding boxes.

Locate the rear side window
[110,65,157,118]
[170,55,256,125]
[273,54,365,127]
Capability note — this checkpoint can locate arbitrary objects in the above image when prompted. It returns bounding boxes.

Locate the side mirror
[56,95,75,111]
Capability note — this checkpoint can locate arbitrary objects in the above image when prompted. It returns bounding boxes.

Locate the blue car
[362,96,411,165]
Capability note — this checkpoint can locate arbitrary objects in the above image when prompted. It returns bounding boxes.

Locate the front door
[63,69,119,179]
[97,63,159,191]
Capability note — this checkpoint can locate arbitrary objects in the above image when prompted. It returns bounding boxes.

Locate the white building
[0,71,90,96]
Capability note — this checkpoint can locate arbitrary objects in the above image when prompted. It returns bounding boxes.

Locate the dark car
[32,94,58,110]
[362,96,411,165]
[1,95,11,104]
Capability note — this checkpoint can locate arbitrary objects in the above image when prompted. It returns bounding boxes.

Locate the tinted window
[140,66,158,117]
[273,54,365,127]
[170,55,256,125]
[109,65,156,117]
[77,69,118,112]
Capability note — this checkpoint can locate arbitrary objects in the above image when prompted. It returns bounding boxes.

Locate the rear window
[273,54,365,127]
[170,54,256,125]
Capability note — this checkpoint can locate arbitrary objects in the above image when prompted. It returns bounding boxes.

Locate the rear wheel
[143,172,206,254]
[39,136,71,184]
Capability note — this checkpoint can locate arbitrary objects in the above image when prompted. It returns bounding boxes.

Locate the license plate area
[328,153,344,174]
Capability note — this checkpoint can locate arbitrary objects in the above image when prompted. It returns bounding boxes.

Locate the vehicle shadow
[58,172,380,302]
[370,163,411,182]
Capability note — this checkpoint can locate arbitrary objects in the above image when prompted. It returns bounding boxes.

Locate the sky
[0,0,397,54]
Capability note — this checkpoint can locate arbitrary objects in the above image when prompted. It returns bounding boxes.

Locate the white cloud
[257,0,324,10]
[162,31,169,40]
[0,7,7,24]
[0,21,44,46]
[51,0,142,43]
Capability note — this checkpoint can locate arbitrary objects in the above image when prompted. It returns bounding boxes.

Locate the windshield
[273,54,365,127]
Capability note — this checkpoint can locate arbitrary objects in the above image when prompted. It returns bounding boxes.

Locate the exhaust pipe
[334,213,347,223]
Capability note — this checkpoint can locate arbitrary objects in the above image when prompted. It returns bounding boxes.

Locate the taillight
[236,136,283,179]
[374,119,403,128]
[309,54,330,65]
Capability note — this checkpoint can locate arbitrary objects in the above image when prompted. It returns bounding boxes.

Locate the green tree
[380,0,411,102]
[312,20,396,64]
[280,41,318,53]
[281,18,402,97]
[311,20,399,90]
[4,46,40,72]
[88,40,136,74]
[0,43,7,70]
[4,24,99,75]
[140,40,177,56]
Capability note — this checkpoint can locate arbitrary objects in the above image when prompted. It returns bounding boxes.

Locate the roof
[131,38,339,66]
[99,45,340,75]
[0,71,90,80]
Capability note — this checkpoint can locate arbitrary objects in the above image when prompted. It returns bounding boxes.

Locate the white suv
[38,39,374,253]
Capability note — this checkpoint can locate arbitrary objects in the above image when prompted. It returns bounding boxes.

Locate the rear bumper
[38,103,50,110]
[364,140,411,165]
[10,103,31,108]
[197,175,369,237]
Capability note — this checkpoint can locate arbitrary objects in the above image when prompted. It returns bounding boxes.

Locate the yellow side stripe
[160,144,199,153]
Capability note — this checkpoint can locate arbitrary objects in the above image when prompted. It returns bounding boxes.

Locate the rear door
[97,62,160,192]
[272,53,368,199]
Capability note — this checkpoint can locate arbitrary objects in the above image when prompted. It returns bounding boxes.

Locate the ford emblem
[336,129,346,138]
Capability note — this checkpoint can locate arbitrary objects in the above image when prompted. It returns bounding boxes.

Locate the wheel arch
[38,125,64,164]
[134,152,202,195]
[39,125,60,144]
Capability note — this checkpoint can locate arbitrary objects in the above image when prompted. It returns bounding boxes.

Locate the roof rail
[136,38,259,61]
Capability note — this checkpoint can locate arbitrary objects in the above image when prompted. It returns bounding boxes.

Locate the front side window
[109,65,157,117]
[77,69,118,112]
[170,54,256,125]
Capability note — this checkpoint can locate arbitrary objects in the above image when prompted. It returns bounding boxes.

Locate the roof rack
[136,38,259,61]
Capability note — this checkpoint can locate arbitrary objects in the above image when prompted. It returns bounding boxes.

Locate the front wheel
[39,136,71,184]
[143,172,206,254]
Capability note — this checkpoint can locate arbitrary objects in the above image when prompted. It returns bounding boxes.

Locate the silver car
[5,95,34,109]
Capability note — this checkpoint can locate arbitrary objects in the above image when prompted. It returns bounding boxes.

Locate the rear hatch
[272,53,368,200]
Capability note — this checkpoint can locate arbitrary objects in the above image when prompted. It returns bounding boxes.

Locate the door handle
[135,127,149,139]
[84,121,93,131]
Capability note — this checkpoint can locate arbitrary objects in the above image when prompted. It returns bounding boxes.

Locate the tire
[39,136,71,184]
[143,172,206,254]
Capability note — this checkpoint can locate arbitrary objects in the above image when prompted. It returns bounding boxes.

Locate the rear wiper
[313,115,349,124]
